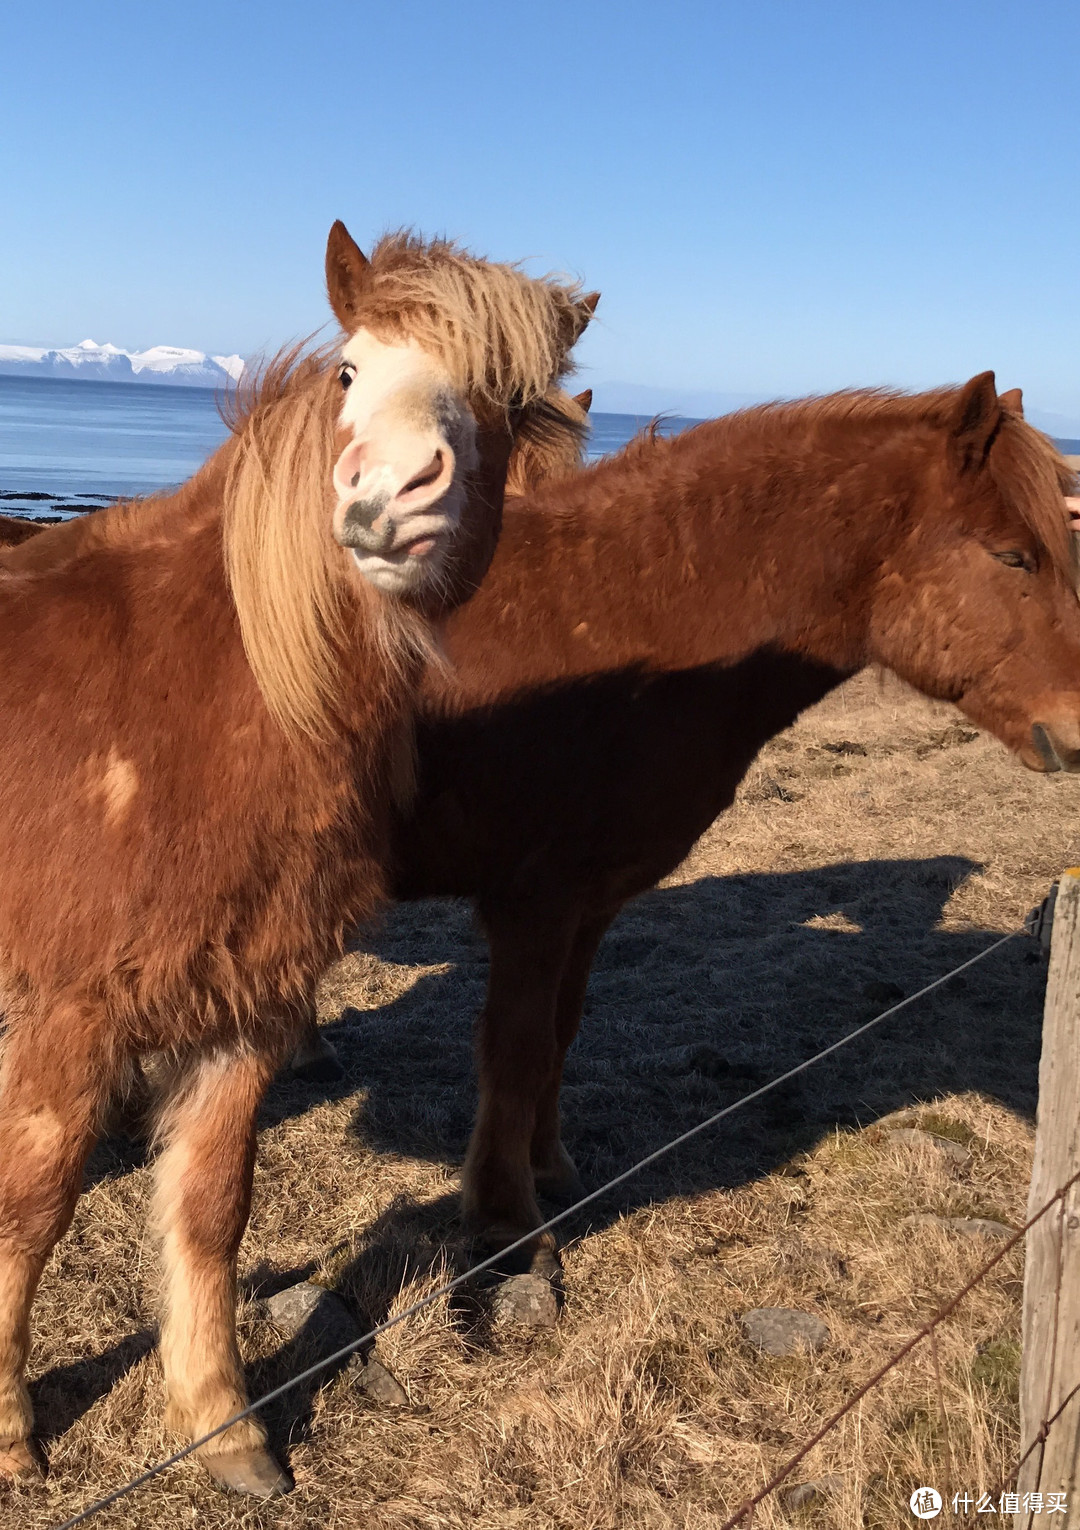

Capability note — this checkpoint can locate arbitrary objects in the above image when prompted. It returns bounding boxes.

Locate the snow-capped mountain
[0,339,245,388]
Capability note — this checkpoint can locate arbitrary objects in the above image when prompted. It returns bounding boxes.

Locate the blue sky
[3,1,1078,421]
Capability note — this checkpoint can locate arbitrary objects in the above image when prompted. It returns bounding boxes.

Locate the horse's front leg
[462,904,582,1270]
[529,910,616,1202]
[153,1042,288,1499]
[286,991,344,1083]
[0,998,121,1481]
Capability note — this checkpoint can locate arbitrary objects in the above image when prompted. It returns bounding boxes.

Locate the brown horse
[0,222,594,1495]
[371,375,1080,1269]
[0,516,44,545]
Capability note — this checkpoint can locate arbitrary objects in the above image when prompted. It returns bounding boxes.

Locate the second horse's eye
[339,365,355,391]
[994,549,1034,571]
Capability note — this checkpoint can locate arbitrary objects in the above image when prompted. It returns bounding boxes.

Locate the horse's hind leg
[153,1043,289,1499]
[529,910,616,1201]
[0,999,120,1480]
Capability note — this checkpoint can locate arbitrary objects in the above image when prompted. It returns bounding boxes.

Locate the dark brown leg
[529,910,617,1200]
[286,993,344,1084]
[461,904,582,1258]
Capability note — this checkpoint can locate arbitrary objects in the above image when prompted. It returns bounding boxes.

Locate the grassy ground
[8,671,1080,1529]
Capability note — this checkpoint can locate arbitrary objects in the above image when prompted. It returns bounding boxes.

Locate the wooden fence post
[1016,868,1080,1523]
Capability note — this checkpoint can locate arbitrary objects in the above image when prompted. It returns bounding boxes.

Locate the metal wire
[717,1157,1080,1529]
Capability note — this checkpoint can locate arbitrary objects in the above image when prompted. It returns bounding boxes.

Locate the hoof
[202,1445,292,1498]
[472,1226,562,1281]
[289,1037,345,1084]
[0,1437,44,1482]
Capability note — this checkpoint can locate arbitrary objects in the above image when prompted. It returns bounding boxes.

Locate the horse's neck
[7,485,405,799]
[441,423,901,698]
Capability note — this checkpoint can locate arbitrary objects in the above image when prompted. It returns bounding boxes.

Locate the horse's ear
[999,387,1024,417]
[573,388,593,414]
[951,371,1000,470]
[326,220,372,334]
[569,291,600,343]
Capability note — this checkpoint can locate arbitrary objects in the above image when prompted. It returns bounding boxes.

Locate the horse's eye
[993,549,1034,572]
[339,365,355,391]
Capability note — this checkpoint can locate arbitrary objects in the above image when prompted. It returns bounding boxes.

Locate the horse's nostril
[401,451,445,497]
[350,472,360,489]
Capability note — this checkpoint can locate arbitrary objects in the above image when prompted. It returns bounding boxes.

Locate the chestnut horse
[0,222,594,1495]
[373,375,1080,1269]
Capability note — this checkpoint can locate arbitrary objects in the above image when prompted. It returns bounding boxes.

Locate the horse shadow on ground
[289,851,1043,1196]
[234,852,1048,1455]
[39,853,1048,1456]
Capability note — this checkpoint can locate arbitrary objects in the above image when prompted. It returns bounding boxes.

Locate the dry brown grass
[9,671,1080,1529]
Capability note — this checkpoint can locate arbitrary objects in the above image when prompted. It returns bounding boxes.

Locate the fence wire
[50,929,1020,1528]
[717,1160,1080,1528]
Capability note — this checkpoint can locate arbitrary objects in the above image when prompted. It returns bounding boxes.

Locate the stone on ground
[262,1280,359,1354]
[349,1353,410,1406]
[886,1127,972,1167]
[491,1272,559,1328]
[738,1307,830,1356]
[903,1213,1013,1240]
[782,1475,843,1510]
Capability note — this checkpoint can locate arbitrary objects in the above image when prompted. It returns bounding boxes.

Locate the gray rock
[782,1475,843,1510]
[349,1353,409,1407]
[886,1127,972,1167]
[490,1273,559,1328]
[262,1281,358,1353]
[903,1214,1013,1240]
[738,1307,830,1357]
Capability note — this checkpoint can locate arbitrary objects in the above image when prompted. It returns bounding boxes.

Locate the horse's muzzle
[1031,723,1080,773]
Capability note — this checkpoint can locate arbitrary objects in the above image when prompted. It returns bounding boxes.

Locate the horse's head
[870,372,1080,772]
[325,221,597,601]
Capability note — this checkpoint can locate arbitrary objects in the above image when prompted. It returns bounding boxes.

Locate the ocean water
[0,374,233,512]
[0,373,691,519]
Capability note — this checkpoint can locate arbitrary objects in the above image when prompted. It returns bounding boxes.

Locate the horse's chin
[348,543,445,598]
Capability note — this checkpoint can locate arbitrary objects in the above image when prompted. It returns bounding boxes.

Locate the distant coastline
[0,338,243,389]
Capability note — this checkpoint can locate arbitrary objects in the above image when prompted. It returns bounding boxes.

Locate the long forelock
[360,232,584,410]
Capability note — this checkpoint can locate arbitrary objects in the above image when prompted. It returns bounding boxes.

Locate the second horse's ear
[573,388,593,414]
[951,371,1000,471]
[999,387,1024,417]
[326,221,373,333]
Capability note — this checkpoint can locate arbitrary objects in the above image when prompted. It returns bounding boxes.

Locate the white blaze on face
[332,330,479,596]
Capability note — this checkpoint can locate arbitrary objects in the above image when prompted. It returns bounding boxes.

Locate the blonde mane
[222,345,361,742]
[221,236,589,740]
